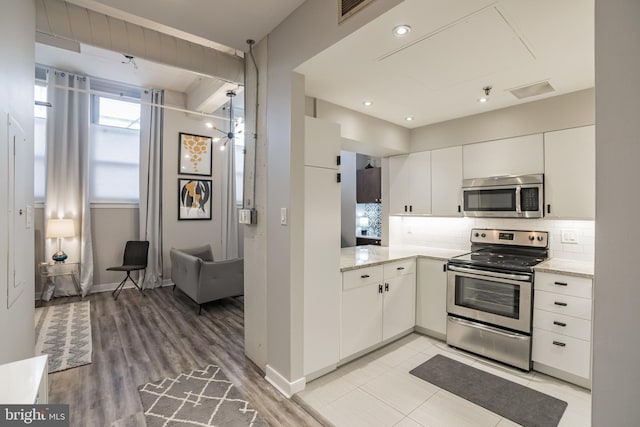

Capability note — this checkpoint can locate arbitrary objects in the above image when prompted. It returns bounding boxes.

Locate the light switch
[561,229,578,244]
[280,208,288,225]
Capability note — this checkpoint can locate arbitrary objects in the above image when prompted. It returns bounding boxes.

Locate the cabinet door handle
[361,274,370,279]
[553,321,567,327]
[443,264,447,272]
[552,341,566,347]
[409,205,413,212]
[378,284,383,294]
[404,205,408,212]
[554,301,568,307]
[554,281,568,287]
[547,204,551,214]
[384,283,389,292]
[457,205,461,213]
[396,267,405,271]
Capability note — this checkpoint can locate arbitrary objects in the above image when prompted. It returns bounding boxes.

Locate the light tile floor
[297,333,591,427]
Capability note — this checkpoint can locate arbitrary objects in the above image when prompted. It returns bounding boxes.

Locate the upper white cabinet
[388,151,431,215]
[544,125,595,219]
[304,117,341,377]
[463,134,544,179]
[304,116,341,169]
[431,146,463,216]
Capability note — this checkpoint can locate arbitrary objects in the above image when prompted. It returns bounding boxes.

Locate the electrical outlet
[561,229,578,244]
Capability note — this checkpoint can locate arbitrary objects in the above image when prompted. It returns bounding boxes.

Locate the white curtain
[139,89,164,288]
[44,70,94,297]
[221,138,239,260]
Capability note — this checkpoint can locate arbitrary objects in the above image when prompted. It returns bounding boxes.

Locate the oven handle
[448,316,530,340]
[515,186,522,215]
[448,265,531,282]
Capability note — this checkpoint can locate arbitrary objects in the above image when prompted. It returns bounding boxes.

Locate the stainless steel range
[446,228,548,370]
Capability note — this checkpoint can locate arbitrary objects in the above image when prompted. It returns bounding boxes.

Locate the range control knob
[537,236,544,242]
[529,235,535,241]
[474,232,480,237]
[481,233,486,238]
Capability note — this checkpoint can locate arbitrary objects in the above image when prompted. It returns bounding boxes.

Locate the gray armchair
[170,245,243,314]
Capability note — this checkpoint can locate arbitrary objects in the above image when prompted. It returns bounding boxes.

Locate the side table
[39,262,82,300]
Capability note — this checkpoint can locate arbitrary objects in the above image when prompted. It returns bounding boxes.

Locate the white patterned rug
[138,364,267,427]
[35,300,92,373]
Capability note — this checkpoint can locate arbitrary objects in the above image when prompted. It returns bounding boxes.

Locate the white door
[341,283,383,359]
[408,151,431,214]
[544,125,595,219]
[6,114,31,308]
[388,154,409,215]
[416,259,448,336]
[431,146,462,216]
[382,274,416,340]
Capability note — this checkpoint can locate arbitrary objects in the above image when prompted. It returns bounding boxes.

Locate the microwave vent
[339,0,375,22]
[508,81,555,99]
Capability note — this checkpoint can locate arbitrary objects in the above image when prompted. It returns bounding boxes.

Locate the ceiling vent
[508,80,556,99]
[339,0,375,23]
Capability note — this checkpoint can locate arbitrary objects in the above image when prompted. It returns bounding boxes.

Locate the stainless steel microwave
[461,174,544,218]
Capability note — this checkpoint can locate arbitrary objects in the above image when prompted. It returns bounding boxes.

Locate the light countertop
[340,245,467,271]
[535,258,594,278]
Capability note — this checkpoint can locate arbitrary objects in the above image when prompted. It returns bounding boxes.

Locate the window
[89,95,141,203]
[34,84,47,201]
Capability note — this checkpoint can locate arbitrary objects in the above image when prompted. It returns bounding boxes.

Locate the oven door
[447,265,532,333]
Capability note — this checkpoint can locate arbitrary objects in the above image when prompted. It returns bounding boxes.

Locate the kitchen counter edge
[534,259,594,278]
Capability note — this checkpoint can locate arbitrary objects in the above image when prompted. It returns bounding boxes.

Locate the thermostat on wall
[239,208,257,225]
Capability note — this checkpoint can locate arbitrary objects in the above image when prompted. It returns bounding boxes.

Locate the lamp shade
[46,219,75,238]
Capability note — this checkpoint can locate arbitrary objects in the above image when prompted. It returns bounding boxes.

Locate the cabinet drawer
[343,266,383,291]
[533,309,591,341]
[535,271,592,299]
[532,328,590,379]
[534,290,592,320]
[383,259,415,279]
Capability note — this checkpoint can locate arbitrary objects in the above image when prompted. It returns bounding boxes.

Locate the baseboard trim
[265,365,305,398]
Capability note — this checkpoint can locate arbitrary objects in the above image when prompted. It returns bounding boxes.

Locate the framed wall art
[178,179,212,220]
[179,132,212,176]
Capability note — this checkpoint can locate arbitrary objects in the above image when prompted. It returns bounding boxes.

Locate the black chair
[108,240,149,300]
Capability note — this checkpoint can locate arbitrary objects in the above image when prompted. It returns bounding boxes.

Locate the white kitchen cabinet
[431,146,463,216]
[388,151,431,215]
[463,134,544,179]
[415,258,448,338]
[544,125,595,219]
[532,271,593,387]
[340,260,415,360]
[304,117,341,377]
[382,260,416,340]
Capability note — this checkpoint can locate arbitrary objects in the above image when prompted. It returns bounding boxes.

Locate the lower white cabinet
[532,271,593,385]
[341,260,415,359]
[415,258,448,337]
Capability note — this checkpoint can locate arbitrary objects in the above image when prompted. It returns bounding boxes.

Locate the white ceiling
[297,0,594,128]
[36,0,594,129]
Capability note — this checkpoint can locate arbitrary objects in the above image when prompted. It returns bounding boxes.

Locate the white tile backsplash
[389,216,594,262]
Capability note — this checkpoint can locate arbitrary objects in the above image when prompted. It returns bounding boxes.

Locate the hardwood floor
[42,287,323,427]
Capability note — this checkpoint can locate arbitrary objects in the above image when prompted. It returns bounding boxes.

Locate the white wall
[0,0,36,364]
[410,88,595,152]
[592,0,640,424]
[162,90,233,278]
[248,0,403,390]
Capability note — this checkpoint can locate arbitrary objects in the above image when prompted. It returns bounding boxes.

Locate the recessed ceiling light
[478,97,488,103]
[205,122,214,129]
[405,116,414,121]
[392,25,412,37]
[212,137,221,142]
[363,100,373,107]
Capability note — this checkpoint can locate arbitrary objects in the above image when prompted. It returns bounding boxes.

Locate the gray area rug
[138,364,267,427]
[35,300,92,373]
[410,354,567,427]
